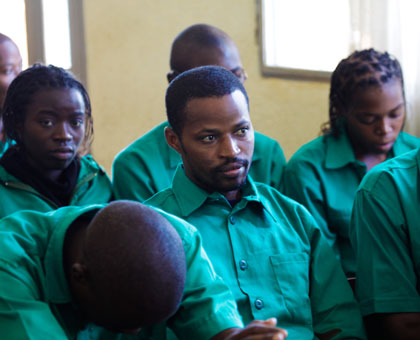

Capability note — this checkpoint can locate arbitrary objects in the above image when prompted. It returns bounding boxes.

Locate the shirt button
[229,216,236,224]
[239,260,248,270]
[255,299,264,310]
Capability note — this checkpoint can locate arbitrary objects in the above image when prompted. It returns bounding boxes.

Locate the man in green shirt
[351,148,420,340]
[0,200,287,340]
[0,33,21,155]
[145,65,366,339]
[112,24,285,202]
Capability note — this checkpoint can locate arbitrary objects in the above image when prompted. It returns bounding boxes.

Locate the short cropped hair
[170,24,231,73]
[2,64,93,155]
[165,65,249,135]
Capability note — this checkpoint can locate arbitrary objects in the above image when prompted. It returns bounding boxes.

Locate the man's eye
[0,67,13,76]
[236,127,249,135]
[202,135,215,142]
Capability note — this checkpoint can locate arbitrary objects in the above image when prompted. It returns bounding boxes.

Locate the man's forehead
[183,92,249,126]
[0,41,21,63]
[177,41,241,70]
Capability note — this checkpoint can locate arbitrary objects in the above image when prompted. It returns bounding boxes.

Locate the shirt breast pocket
[270,252,312,325]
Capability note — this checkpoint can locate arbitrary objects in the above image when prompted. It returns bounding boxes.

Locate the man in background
[113,24,286,202]
[0,33,22,154]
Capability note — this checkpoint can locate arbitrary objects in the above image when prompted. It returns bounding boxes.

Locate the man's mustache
[214,158,249,172]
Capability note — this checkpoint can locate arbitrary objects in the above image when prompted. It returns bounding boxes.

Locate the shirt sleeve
[0,268,69,339]
[282,161,338,253]
[268,141,286,191]
[299,207,366,339]
[350,181,420,316]
[112,150,155,202]
[167,220,244,339]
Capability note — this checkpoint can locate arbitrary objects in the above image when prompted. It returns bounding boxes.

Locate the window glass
[42,0,72,69]
[262,0,351,76]
[0,0,28,68]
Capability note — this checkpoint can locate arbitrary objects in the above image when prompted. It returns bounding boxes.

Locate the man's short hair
[165,65,249,135]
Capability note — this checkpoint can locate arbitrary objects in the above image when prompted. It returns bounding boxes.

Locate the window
[260,0,351,80]
[259,0,420,135]
[0,0,86,85]
[0,0,28,69]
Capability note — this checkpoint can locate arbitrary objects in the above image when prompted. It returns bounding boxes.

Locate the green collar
[325,130,409,169]
[44,205,104,303]
[325,131,357,169]
[171,165,273,219]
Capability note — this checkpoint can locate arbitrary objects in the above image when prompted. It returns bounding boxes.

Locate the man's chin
[217,177,247,193]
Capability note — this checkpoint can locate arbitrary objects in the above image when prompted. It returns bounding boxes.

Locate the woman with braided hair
[282,48,420,278]
[0,64,112,218]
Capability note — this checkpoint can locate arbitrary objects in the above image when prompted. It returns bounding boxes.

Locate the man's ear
[71,263,89,285]
[165,126,182,155]
[167,71,177,83]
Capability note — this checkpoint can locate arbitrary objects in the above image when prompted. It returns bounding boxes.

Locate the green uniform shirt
[112,121,286,202]
[0,205,243,340]
[282,131,420,277]
[350,148,420,316]
[0,155,113,218]
[0,139,14,157]
[146,166,366,340]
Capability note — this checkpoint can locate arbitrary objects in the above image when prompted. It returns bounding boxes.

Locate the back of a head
[169,24,241,75]
[325,48,404,136]
[83,201,186,329]
[2,63,93,153]
[166,65,249,135]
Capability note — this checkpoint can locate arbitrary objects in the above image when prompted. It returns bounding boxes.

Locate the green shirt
[146,166,366,340]
[282,131,420,277]
[350,148,420,316]
[112,121,286,202]
[0,155,113,218]
[0,205,243,340]
[0,139,14,157]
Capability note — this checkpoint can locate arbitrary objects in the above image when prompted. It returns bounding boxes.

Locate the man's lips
[216,160,249,177]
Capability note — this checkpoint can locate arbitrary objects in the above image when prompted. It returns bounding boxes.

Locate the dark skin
[167,25,247,84]
[64,203,288,339]
[214,319,287,340]
[344,80,405,171]
[0,37,22,141]
[17,88,85,181]
[365,313,420,340]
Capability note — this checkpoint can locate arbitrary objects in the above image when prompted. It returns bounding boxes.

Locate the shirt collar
[325,129,410,169]
[392,132,412,156]
[44,205,104,303]
[172,165,275,220]
[325,130,357,169]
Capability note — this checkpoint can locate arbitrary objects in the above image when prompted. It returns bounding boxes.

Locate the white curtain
[350,0,420,136]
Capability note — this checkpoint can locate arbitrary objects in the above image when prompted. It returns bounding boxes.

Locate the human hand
[212,318,288,340]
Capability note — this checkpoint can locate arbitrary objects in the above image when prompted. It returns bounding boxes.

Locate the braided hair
[2,64,93,155]
[322,48,404,137]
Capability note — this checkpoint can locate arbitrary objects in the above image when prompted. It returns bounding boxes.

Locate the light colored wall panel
[84,0,329,173]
